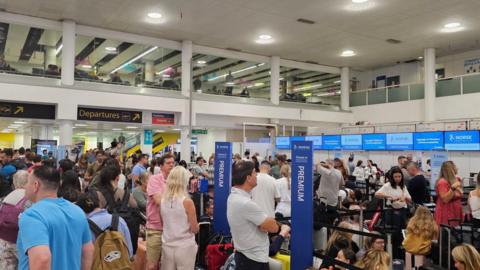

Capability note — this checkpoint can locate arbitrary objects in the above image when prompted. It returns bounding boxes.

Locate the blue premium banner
[213,142,232,235]
[291,141,314,270]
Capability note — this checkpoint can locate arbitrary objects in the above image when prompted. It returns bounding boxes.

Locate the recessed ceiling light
[334,80,341,84]
[197,60,207,64]
[155,130,165,133]
[126,126,138,129]
[14,121,27,124]
[105,46,117,52]
[352,0,369,3]
[418,56,423,60]
[341,50,356,57]
[173,128,181,131]
[75,123,88,127]
[444,22,461,29]
[8,125,21,128]
[112,128,122,131]
[2,129,12,133]
[259,34,272,40]
[147,12,163,19]
[82,65,92,69]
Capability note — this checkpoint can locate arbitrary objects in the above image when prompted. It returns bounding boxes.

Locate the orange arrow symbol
[133,113,140,121]
[14,106,24,114]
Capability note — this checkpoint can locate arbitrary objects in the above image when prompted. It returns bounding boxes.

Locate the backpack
[88,214,132,270]
[101,187,143,254]
[0,197,28,243]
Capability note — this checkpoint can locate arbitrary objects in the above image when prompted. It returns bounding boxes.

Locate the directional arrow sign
[77,107,142,123]
[14,106,24,114]
[0,102,55,119]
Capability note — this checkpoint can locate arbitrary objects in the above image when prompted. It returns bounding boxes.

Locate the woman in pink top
[160,166,199,270]
[434,161,463,227]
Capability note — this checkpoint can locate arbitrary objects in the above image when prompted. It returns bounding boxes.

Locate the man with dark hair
[84,150,106,183]
[59,159,75,173]
[193,156,208,178]
[132,154,149,189]
[227,161,280,269]
[0,148,17,184]
[28,155,43,173]
[17,166,94,270]
[271,154,287,179]
[146,153,175,270]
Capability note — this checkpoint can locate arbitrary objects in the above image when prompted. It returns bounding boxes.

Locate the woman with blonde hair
[320,221,359,269]
[403,206,439,269]
[355,249,390,270]
[160,166,199,270]
[434,161,463,226]
[451,244,480,270]
[275,164,292,218]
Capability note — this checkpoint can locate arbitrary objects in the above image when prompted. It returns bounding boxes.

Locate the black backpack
[101,187,144,254]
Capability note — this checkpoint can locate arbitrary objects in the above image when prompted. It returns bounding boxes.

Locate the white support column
[270,56,280,105]
[145,60,154,82]
[45,46,57,66]
[340,66,350,111]
[180,127,191,163]
[32,126,48,140]
[61,20,76,86]
[181,40,192,98]
[58,121,73,145]
[424,48,436,122]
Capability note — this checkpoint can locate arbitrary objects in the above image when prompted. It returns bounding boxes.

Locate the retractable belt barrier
[313,250,363,270]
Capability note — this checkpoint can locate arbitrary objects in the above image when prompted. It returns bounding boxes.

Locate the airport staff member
[227,161,280,270]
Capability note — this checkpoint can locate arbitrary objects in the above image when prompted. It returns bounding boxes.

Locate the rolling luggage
[205,234,233,270]
[271,252,290,270]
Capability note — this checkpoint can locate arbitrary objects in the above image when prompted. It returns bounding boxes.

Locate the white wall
[437,48,480,77]
[195,129,227,160]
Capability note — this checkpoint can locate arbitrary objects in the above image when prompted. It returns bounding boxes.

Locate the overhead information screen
[414,131,444,150]
[322,135,341,150]
[362,133,386,150]
[444,130,480,151]
[341,135,362,150]
[305,136,322,150]
[276,136,290,149]
[386,132,414,150]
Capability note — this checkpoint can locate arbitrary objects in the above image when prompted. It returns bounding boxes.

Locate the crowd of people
[1,145,480,270]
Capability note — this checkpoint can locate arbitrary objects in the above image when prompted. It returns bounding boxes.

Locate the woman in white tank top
[160,166,199,270]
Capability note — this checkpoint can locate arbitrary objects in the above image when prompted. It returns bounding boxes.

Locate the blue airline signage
[213,142,232,234]
[341,134,362,150]
[444,130,480,151]
[386,133,413,150]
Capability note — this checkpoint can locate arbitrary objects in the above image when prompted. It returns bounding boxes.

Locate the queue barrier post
[359,208,364,249]
[387,233,393,270]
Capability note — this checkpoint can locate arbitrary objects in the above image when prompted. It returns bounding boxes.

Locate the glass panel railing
[409,83,424,100]
[436,77,461,97]
[368,88,387,105]
[463,73,480,94]
[350,91,367,107]
[387,85,408,103]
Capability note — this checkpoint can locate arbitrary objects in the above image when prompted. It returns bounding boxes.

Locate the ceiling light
[258,34,272,40]
[75,123,88,127]
[341,50,356,57]
[111,46,158,73]
[126,126,138,129]
[197,60,207,64]
[155,130,165,133]
[82,65,92,69]
[226,82,235,86]
[352,0,369,3]
[417,56,423,60]
[444,22,461,29]
[162,74,170,78]
[8,125,21,128]
[156,67,172,75]
[254,82,265,87]
[279,77,284,80]
[105,46,117,52]
[55,44,63,56]
[294,83,323,91]
[14,121,27,124]
[173,128,181,131]
[334,80,341,84]
[147,12,163,19]
[208,63,265,81]
[2,129,12,133]
[112,128,122,131]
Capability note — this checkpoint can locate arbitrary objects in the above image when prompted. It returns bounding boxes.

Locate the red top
[434,178,463,226]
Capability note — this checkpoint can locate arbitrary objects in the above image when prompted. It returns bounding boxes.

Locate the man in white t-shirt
[252,161,280,218]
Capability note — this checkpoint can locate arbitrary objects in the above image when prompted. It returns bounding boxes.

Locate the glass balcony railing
[350,72,480,107]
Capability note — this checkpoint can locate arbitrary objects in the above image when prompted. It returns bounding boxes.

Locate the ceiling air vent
[226,47,242,52]
[297,18,315,25]
[386,38,402,44]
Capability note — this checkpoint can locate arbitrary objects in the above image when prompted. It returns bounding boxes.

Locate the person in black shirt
[406,162,430,205]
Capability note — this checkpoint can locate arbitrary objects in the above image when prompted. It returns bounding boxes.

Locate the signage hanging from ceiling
[77,107,142,123]
[152,113,175,125]
[0,101,55,120]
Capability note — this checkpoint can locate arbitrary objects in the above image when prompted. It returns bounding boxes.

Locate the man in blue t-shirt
[132,153,148,189]
[17,166,94,270]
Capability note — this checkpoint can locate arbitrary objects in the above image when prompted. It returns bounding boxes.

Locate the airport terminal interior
[2,0,480,270]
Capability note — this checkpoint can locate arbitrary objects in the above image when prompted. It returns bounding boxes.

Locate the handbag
[0,196,28,243]
[402,233,432,255]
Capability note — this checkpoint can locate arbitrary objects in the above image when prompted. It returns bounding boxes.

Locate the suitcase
[205,242,234,270]
[271,253,290,270]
